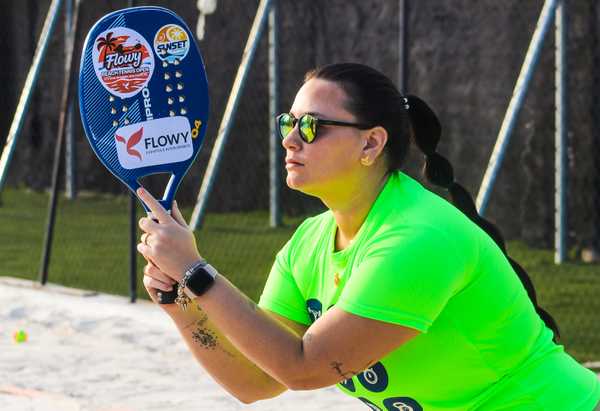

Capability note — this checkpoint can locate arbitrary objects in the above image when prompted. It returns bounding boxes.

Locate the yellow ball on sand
[13,329,28,343]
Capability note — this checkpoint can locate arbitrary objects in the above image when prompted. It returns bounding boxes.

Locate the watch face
[186,265,216,296]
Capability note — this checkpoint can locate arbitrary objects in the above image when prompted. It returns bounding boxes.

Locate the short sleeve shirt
[258,171,600,410]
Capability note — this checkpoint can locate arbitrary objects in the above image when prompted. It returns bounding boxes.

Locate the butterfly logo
[115,127,143,160]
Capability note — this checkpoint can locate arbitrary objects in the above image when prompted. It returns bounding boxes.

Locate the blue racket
[79,6,209,303]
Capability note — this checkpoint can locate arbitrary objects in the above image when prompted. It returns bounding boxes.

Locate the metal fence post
[0,0,63,193]
[39,0,79,285]
[269,0,281,228]
[555,0,567,263]
[65,0,77,199]
[190,0,273,230]
[476,0,558,215]
[127,0,137,302]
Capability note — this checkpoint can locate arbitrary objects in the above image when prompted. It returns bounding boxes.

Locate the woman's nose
[281,127,302,151]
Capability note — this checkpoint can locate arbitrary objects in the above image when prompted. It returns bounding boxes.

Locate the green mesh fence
[0,0,598,363]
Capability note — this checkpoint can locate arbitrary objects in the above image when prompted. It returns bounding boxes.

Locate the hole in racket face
[138,173,173,201]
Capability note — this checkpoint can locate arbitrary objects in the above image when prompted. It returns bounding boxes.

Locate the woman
[137,63,600,410]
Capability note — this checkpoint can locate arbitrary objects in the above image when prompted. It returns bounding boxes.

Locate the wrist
[175,259,218,310]
[175,256,204,282]
[163,302,182,316]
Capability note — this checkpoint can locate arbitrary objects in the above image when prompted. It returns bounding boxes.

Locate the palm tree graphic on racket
[96,32,117,65]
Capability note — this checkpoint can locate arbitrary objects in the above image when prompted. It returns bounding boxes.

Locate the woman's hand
[142,262,177,304]
[136,188,202,283]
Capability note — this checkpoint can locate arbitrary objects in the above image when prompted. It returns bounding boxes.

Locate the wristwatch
[184,260,218,298]
[175,260,218,309]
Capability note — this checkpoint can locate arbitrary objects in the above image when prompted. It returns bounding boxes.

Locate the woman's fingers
[143,273,174,293]
[171,201,188,227]
[137,242,151,257]
[139,215,160,233]
[144,263,177,286]
[142,275,159,301]
[137,188,171,224]
[135,191,202,280]
[137,239,180,282]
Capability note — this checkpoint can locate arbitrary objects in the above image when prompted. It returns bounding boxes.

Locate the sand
[2,277,598,411]
[0,277,363,411]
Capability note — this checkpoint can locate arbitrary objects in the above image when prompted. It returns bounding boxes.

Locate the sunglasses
[276,113,373,144]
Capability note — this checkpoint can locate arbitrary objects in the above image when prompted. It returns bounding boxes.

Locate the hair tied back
[405,93,559,341]
[404,95,441,155]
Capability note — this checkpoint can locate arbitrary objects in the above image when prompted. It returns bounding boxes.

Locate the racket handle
[146,215,178,304]
[157,283,179,304]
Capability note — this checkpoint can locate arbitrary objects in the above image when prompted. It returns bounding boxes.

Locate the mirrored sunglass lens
[279,114,294,139]
[299,116,316,143]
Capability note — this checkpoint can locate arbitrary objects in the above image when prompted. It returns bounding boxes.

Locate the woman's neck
[324,171,390,251]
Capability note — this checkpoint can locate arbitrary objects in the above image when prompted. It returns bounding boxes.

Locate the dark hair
[305,62,560,342]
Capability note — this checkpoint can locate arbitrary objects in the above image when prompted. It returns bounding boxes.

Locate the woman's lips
[285,158,303,169]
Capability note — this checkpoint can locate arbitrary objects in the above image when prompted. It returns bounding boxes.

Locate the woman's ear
[360,126,388,166]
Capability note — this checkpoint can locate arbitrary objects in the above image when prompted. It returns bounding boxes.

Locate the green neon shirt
[258,171,600,410]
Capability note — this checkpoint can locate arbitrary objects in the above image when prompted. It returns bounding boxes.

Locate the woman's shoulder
[388,172,481,235]
[361,171,482,266]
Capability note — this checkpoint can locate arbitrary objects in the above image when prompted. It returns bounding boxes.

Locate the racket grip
[157,283,179,304]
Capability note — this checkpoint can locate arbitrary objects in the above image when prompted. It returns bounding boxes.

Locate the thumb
[171,200,188,227]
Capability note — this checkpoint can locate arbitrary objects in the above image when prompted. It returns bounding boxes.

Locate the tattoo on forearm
[192,324,218,350]
[188,308,216,350]
[197,312,209,326]
[330,361,360,380]
[182,319,196,330]
[183,311,208,330]
[189,319,237,357]
[180,309,236,357]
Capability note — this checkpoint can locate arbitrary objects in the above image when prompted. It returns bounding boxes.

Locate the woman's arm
[139,200,308,403]
[137,189,420,391]
[185,273,419,390]
[160,300,286,403]
[165,303,313,402]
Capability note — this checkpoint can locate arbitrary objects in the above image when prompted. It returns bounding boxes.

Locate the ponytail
[405,95,560,342]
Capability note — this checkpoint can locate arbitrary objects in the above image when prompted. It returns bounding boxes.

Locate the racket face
[79,6,209,212]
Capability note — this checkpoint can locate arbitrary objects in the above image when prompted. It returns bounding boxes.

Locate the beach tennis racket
[79,6,209,303]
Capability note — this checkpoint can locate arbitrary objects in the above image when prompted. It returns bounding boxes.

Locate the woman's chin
[286,174,303,190]
[286,174,313,193]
